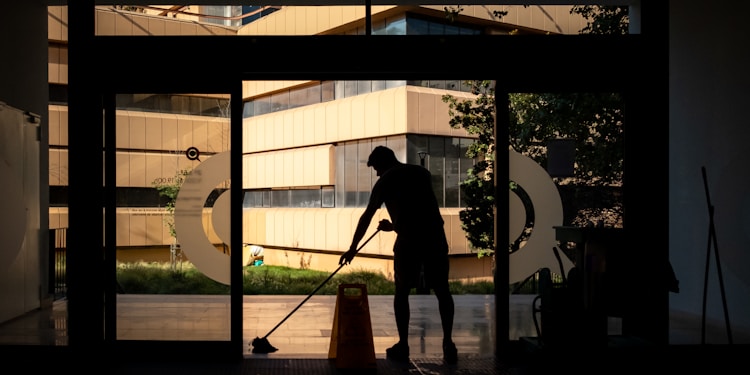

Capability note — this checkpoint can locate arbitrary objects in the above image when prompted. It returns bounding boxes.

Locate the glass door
[104,88,243,357]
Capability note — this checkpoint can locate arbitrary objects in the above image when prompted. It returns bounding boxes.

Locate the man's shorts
[392,232,450,290]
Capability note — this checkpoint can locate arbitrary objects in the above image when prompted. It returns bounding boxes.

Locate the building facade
[46,5,587,285]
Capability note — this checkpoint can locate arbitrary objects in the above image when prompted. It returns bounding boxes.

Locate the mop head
[251,336,279,354]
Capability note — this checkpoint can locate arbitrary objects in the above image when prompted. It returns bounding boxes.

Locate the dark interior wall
[0,2,51,307]
[669,0,750,341]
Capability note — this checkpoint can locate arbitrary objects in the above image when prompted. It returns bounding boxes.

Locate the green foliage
[116,262,230,294]
[571,5,629,35]
[115,263,495,295]
[439,8,629,261]
[442,81,497,255]
[509,92,625,186]
[152,168,191,238]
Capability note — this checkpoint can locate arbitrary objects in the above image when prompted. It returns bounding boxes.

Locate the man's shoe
[386,342,409,362]
[443,340,458,365]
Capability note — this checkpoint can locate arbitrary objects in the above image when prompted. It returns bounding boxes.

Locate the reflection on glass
[115,93,231,341]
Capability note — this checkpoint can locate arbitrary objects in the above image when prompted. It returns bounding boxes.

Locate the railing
[49,228,67,300]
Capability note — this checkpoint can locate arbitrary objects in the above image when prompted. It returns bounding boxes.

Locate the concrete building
[6,0,750,370]
[46,5,588,285]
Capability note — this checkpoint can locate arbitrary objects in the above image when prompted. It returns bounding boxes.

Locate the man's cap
[367,146,397,167]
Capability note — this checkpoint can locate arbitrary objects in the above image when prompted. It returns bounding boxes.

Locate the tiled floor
[2,293,749,374]
[0,293,518,356]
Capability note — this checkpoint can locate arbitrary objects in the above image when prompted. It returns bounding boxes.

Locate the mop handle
[261,229,381,338]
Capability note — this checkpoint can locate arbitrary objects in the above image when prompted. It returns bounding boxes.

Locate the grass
[115,261,496,295]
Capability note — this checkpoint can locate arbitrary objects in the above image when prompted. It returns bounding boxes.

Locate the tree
[442,81,497,257]
[442,5,629,259]
[153,168,191,270]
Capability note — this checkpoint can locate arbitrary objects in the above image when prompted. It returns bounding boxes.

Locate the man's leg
[393,284,411,344]
[433,286,454,340]
[386,284,411,361]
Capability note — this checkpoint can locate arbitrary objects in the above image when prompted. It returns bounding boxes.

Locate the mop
[251,229,381,354]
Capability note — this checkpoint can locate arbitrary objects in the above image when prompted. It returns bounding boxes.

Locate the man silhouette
[339,145,458,364]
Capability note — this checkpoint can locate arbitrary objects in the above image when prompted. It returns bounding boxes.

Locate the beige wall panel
[129,153,147,187]
[416,89,437,134]
[351,95,368,139]
[206,119,229,153]
[48,106,60,146]
[148,17,167,36]
[117,212,132,247]
[301,148,313,185]
[364,91,383,138]
[245,86,421,152]
[145,116,163,150]
[268,208,281,247]
[312,105,327,144]
[145,213,165,245]
[312,209,328,250]
[57,106,68,145]
[180,22,199,35]
[240,207,475,278]
[272,114,284,149]
[417,5,584,35]
[144,153,162,188]
[374,89,396,136]
[116,112,130,148]
[128,212,147,246]
[48,208,68,230]
[48,46,60,84]
[176,116,194,152]
[283,111,295,149]
[406,87,474,137]
[254,153,265,188]
[431,94,452,135]
[164,19,182,35]
[445,210,470,254]
[293,110,306,145]
[242,156,252,188]
[244,145,334,189]
[115,12,136,35]
[129,114,146,149]
[334,96,352,140]
[259,115,278,152]
[273,152,285,187]
[158,153,179,184]
[293,150,304,186]
[48,6,66,41]
[341,6,363,26]
[301,108,317,145]
[191,118,209,152]
[320,7,344,25]
[161,114,179,151]
[252,117,265,150]
[95,9,116,36]
[292,209,305,248]
[282,151,294,186]
[58,47,68,84]
[115,152,129,186]
[243,208,266,246]
[262,153,273,188]
[242,118,254,152]
[57,149,68,186]
[48,149,61,186]
[130,15,150,36]
[450,256,493,282]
